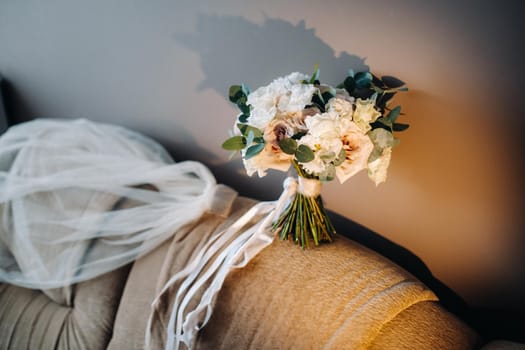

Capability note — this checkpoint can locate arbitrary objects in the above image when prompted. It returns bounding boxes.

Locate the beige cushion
[110,196,476,349]
[370,300,480,349]
[0,264,130,350]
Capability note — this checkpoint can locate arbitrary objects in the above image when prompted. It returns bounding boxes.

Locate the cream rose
[334,122,374,184]
[242,142,293,177]
[353,98,381,133]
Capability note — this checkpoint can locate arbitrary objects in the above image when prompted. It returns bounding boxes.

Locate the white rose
[327,97,354,119]
[353,98,381,133]
[368,147,391,186]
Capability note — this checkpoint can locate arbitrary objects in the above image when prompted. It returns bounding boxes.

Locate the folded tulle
[0,119,223,290]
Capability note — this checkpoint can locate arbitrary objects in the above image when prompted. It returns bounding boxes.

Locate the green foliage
[333,148,346,166]
[381,75,406,88]
[309,64,320,84]
[355,71,373,89]
[393,123,410,131]
[245,143,265,159]
[278,138,297,155]
[221,136,246,151]
[319,164,335,182]
[237,123,263,139]
[229,84,251,120]
[343,76,356,94]
[295,144,315,163]
[386,105,401,123]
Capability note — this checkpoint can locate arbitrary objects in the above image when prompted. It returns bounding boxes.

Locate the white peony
[278,83,317,114]
[246,72,313,130]
[353,98,381,133]
[368,147,391,186]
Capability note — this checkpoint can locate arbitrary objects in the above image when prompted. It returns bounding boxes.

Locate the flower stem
[272,184,336,248]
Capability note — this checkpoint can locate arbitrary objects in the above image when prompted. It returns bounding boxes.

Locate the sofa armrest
[370,300,480,349]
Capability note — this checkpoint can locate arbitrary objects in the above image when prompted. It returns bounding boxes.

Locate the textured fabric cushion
[0,264,130,350]
[370,300,480,349]
[109,196,475,349]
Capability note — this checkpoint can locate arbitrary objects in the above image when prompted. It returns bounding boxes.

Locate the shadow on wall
[172,14,370,201]
[176,14,368,101]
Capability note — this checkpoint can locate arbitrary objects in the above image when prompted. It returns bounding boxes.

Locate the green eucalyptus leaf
[381,76,406,88]
[321,91,335,104]
[295,144,315,163]
[368,146,383,163]
[238,113,249,123]
[292,131,307,140]
[348,69,355,78]
[376,93,395,109]
[237,124,263,138]
[241,83,250,96]
[344,76,356,94]
[334,148,346,166]
[238,103,250,116]
[393,123,410,132]
[245,143,265,159]
[372,74,384,87]
[320,164,336,182]
[387,106,401,123]
[355,72,373,89]
[397,87,409,92]
[311,93,325,112]
[229,85,244,104]
[278,138,297,155]
[222,136,246,151]
[376,117,393,131]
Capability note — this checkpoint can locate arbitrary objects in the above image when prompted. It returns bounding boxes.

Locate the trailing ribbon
[146,177,299,350]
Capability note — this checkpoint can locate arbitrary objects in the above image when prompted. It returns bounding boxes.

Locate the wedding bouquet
[222,66,409,248]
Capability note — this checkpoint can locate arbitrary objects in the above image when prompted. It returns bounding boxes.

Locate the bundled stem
[272,181,336,248]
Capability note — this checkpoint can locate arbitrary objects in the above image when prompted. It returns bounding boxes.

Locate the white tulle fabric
[0,118,298,350]
[0,118,222,290]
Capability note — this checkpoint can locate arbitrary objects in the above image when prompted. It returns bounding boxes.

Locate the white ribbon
[146,177,299,350]
[298,177,322,197]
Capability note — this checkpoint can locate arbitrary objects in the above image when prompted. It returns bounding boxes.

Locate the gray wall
[1,0,524,312]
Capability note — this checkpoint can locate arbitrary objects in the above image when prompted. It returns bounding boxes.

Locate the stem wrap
[297,177,322,198]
